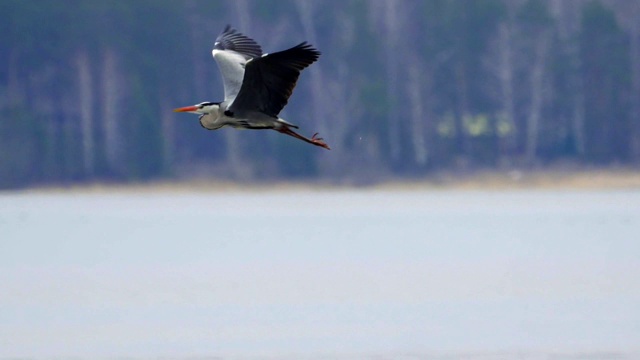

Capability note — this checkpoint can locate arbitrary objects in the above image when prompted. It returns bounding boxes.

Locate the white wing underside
[212,49,248,105]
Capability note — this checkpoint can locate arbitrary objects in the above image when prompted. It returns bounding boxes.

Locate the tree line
[1,0,639,188]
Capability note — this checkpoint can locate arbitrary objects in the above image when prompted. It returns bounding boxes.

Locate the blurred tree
[0,0,638,188]
[519,0,553,163]
[580,0,631,162]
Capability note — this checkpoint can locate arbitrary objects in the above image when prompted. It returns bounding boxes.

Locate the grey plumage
[174,25,329,150]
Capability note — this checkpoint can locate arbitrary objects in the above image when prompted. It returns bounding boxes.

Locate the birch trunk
[383,0,402,161]
[555,0,586,156]
[76,51,95,176]
[497,22,516,156]
[296,0,343,177]
[525,33,549,163]
[320,10,355,176]
[186,0,207,98]
[295,0,326,136]
[407,62,428,166]
[30,66,59,178]
[629,3,640,160]
[101,48,123,175]
[454,61,469,157]
[324,64,353,176]
[234,0,251,31]
[160,91,175,174]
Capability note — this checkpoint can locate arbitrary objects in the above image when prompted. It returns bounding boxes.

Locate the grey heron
[174,25,329,150]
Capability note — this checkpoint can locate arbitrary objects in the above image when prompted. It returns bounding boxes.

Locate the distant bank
[10,167,640,194]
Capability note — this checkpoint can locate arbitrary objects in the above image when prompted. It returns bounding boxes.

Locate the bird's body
[195,102,297,131]
[174,25,329,150]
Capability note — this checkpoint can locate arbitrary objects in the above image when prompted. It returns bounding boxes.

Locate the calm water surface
[1,189,639,358]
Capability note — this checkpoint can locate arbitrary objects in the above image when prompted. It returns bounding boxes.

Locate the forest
[1,0,639,188]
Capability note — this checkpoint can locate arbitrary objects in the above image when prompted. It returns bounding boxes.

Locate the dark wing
[213,25,262,59]
[229,42,320,116]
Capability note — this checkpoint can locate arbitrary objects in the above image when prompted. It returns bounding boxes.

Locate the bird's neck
[202,103,221,115]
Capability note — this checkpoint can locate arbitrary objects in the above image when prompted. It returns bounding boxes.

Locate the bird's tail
[277,118,299,129]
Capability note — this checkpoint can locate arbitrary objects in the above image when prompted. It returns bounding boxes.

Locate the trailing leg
[276,126,330,150]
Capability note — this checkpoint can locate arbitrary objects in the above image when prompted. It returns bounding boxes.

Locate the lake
[1,188,639,359]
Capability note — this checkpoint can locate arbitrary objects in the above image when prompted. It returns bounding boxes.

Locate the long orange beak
[173,105,198,113]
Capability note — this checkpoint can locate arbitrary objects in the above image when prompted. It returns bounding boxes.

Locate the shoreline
[8,168,640,194]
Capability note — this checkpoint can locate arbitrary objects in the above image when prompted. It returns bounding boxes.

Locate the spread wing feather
[229,42,320,117]
[211,26,262,103]
[213,25,262,59]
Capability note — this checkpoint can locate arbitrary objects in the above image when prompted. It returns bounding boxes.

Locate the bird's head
[173,101,219,115]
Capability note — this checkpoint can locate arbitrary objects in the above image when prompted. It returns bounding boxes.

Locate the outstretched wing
[229,42,320,117]
[211,25,263,103]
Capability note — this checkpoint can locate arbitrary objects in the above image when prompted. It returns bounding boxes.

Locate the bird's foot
[311,133,331,150]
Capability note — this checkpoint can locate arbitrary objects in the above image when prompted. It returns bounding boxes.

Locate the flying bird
[174,25,329,150]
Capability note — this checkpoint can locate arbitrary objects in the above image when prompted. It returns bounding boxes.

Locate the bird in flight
[174,25,329,150]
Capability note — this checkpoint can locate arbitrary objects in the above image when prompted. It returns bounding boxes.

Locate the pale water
[1,189,639,359]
